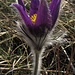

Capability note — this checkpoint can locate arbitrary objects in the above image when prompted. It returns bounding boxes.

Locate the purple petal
[18,0,25,11]
[11,4,33,27]
[30,0,39,16]
[50,0,61,25]
[35,0,52,30]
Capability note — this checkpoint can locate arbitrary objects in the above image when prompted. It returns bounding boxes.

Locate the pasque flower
[11,0,61,49]
[11,0,61,75]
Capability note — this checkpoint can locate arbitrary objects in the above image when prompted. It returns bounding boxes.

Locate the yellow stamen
[30,14,37,23]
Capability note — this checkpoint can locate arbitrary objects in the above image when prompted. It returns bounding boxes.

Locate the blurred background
[0,0,75,75]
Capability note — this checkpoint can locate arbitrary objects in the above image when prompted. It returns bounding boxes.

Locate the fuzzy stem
[32,51,42,75]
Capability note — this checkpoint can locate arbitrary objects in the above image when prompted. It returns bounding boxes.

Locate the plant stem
[32,51,42,75]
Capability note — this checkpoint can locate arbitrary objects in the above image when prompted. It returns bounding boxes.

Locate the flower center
[30,14,37,23]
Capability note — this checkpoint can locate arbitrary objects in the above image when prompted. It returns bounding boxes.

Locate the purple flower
[11,0,61,49]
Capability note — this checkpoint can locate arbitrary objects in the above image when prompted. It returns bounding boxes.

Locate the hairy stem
[32,51,42,75]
